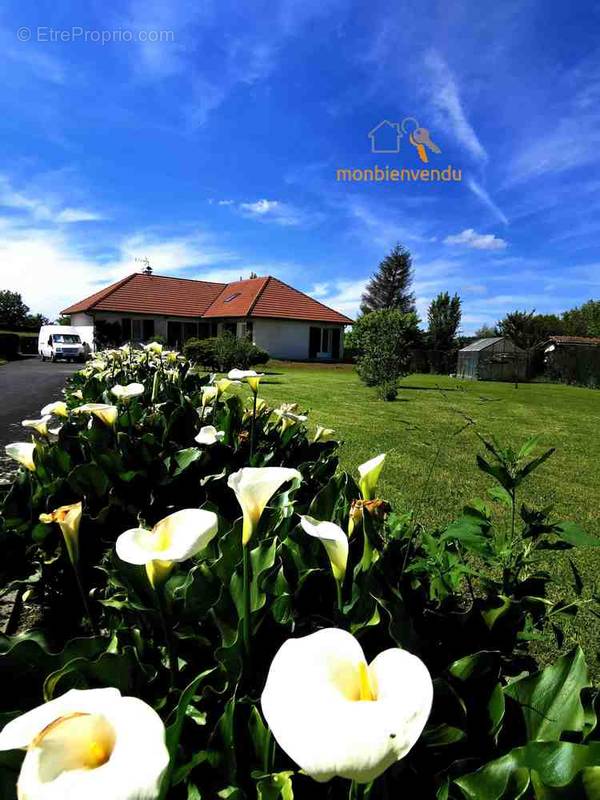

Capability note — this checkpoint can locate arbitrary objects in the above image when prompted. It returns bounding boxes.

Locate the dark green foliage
[360,243,416,315]
[0,290,49,329]
[376,379,398,401]
[184,334,269,370]
[0,348,598,798]
[428,292,462,350]
[562,299,600,338]
[352,309,421,386]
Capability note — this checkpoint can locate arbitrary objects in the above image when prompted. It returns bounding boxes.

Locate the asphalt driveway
[0,358,79,483]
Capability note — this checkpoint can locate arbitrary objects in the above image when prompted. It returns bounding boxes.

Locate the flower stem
[71,562,98,635]
[249,391,258,461]
[157,588,178,687]
[336,580,344,615]
[242,544,253,664]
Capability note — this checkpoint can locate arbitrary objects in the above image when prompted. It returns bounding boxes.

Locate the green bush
[353,309,421,386]
[184,333,269,370]
[376,378,398,400]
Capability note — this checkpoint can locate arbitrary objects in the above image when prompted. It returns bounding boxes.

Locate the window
[183,322,198,341]
[53,334,81,343]
[224,292,241,303]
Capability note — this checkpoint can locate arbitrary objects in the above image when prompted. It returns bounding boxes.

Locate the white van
[38,326,87,363]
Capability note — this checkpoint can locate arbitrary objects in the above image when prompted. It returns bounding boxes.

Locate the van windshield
[53,334,81,344]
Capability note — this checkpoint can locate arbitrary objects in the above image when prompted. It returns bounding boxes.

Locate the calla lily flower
[71,390,83,400]
[201,386,218,407]
[89,359,107,371]
[358,453,386,500]
[313,425,336,443]
[215,378,240,396]
[0,687,169,800]
[73,404,119,427]
[22,416,52,437]
[5,442,36,471]
[227,369,264,393]
[116,508,219,588]
[110,383,145,403]
[41,401,68,418]
[144,341,163,354]
[261,628,433,784]
[300,516,348,581]
[39,502,83,565]
[194,426,225,446]
[228,467,302,546]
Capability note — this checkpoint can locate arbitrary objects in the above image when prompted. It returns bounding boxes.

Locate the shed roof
[459,337,505,352]
[545,335,600,347]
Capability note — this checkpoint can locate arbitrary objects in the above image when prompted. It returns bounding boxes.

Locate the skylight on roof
[224,292,241,303]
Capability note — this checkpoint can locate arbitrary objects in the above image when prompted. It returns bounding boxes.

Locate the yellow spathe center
[358,661,376,702]
[333,660,377,702]
[32,713,116,781]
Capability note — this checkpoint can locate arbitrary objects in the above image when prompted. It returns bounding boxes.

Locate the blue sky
[0,0,599,331]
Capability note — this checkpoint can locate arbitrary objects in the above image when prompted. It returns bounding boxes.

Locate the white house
[62,272,353,361]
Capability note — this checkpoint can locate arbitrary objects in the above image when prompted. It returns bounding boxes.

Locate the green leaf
[172,447,202,476]
[504,647,591,742]
[554,522,600,548]
[67,463,109,498]
[455,742,600,800]
[255,771,295,800]
[487,485,512,507]
[482,596,512,630]
[159,669,214,800]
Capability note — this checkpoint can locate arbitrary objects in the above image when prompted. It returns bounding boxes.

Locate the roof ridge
[142,273,228,287]
[266,276,353,324]
[245,276,271,317]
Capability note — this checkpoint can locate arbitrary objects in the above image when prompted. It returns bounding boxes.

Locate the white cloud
[236,198,312,226]
[444,228,507,251]
[307,278,367,320]
[0,175,104,225]
[423,50,487,163]
[467,178,508,225]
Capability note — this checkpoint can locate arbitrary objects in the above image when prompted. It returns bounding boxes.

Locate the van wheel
[50,355,56,363]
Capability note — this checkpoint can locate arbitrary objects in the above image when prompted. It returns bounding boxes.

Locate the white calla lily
[39,502,83,565]
[0,687,169,800]
[144,341,163,354]
[194,426,225,446]
[71,390,83,400]
[110,383,145,403]
[358,453,386,500]
[41,401,68,418]
[116,508,218,588]
[201,386,218,407]
[73,404,118,427]
[227,467,302,546]
[300,516,348,581]
[22,416,52,436]
[227,369,264,393]
[5,442,36,471]
[215,378,240,396]
[262,628,433,784]
[313,425,336,443]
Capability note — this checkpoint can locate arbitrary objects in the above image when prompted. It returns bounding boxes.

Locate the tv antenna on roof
[136,256,153,276]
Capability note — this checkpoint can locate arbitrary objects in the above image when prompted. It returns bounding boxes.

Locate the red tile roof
[62,273,353,324]
[203,277,269,318]
[250,277,353,324]
[63,273,226,318]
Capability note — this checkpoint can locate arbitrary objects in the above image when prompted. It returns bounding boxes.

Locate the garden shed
[457,337,528,382]
[543,335,600,388]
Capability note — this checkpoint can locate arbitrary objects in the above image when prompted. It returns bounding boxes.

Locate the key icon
[409,127,441,163]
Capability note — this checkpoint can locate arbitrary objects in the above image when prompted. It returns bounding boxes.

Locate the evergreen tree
[360,244,415,314]
[427,292,462,350]
[474,324,497,339]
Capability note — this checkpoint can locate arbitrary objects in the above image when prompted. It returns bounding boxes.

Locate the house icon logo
[368,117,442,162]
[368,120,402,153]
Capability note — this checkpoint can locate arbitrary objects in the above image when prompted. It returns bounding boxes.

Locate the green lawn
[257,362,600,666]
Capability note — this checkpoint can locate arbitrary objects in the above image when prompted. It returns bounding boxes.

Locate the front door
[309,327,320,358]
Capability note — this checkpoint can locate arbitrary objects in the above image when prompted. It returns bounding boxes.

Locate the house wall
[69,312,95,351]
[252,319,310,360]
[252,319,345,361]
